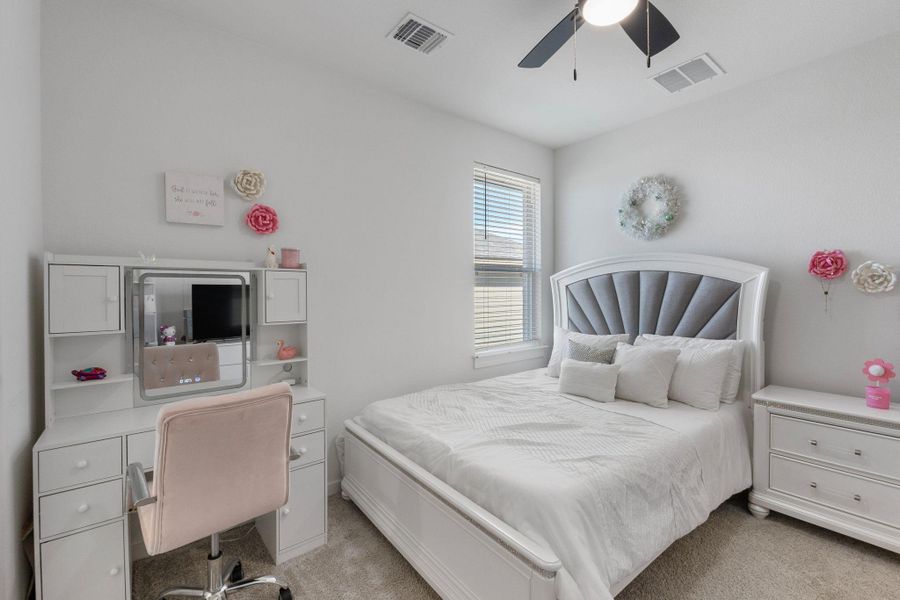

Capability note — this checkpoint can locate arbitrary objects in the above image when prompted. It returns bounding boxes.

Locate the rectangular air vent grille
[388,13,452,55]
[650,53,725,94]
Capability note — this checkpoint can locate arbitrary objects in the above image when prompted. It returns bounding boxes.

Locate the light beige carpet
[133,493,900,600]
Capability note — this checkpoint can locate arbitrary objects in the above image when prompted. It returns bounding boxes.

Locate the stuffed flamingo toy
[276,339,298,360]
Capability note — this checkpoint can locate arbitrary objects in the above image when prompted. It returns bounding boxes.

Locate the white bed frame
[342,253,769,600]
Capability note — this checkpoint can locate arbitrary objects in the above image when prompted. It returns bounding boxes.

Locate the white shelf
[290,384,326,404]
[51,374,134,391]
[254,357,308,368]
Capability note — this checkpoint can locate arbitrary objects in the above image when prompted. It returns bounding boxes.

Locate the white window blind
[473,163,541,351]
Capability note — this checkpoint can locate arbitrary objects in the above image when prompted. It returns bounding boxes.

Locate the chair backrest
[143,342,221,390]
[138,382,293,555]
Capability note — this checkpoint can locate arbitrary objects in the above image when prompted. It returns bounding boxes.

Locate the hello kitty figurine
[159,324,177,346]
[264,246,278,269]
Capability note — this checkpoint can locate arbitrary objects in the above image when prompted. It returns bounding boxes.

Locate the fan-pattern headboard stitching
[565,270,740,341]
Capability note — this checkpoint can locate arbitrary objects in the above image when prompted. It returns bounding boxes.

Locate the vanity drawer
[290,431,325,469]
[40,479,123,538]
[39,438,122,492]
[771,415,900,481]
[127,431,156,470]
[770,455,900,529]
[292,400,324,435]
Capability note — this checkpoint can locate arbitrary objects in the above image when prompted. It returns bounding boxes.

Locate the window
[473,163,541,353]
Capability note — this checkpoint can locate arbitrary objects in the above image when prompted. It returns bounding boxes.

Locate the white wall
[42,0,554,489]
[555,33,900,398]
[0,0,43,598]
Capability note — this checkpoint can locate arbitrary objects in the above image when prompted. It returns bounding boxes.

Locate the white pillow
[636,334,745,403]
[558,359,619,403]
[547,327,629,377]
[613,343,680,408]
[667,346,731,410]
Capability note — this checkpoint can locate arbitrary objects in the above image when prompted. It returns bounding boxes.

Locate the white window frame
[472,163,545,368]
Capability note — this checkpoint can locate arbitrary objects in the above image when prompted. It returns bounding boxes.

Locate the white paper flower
[231,169,266,200]
[851,261,896,293]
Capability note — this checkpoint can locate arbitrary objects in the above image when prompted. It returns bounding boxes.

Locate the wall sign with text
[165,171,225,226]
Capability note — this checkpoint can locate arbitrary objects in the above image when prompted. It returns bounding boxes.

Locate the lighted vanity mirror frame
[133,270,251,404]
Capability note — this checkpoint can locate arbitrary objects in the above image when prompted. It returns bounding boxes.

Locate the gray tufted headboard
[551,254,768,403]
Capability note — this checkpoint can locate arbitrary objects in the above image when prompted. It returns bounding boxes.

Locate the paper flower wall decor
[851,261,896,294]
[245,203,279,234]
[232,169,266,201]
[808,249,847,312]
[863,358,895,386]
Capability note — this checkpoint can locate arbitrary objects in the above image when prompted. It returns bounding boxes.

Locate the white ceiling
[144,0,900,148]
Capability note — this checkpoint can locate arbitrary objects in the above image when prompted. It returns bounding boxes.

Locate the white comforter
[353,369,751,600]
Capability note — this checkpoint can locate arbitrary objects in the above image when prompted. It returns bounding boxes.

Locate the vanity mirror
[133,270,251,403]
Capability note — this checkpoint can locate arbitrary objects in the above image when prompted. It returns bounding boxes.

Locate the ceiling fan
[519,0,679,79]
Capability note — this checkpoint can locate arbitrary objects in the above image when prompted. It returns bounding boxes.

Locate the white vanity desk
[33,254,327,600]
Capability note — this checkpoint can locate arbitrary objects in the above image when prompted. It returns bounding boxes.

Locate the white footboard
[342,421,561,600]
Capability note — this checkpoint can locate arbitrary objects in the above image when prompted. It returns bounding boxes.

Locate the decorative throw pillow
[558,359,619,403]
[547,327,629,377]
[565,338,616,364]
[636,334,744,403]
[613,343,681,408]
[665,346,731,410]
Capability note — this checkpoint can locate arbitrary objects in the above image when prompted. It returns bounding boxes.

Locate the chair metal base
[156,533,291,600]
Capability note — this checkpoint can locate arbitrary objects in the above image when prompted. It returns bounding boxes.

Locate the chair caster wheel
[230,561,243,582]
[279,588,293,600]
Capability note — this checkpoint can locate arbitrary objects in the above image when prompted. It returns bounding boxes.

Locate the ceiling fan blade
[518,8,585,68]
[619,0,679,59]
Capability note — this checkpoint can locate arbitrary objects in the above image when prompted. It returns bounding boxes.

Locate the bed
[342,253,769,600]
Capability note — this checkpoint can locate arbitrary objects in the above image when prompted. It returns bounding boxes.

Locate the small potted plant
[862,358,895,410]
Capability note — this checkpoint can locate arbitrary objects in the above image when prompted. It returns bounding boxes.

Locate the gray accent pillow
[547,327,629,377]
[565,338,615,364]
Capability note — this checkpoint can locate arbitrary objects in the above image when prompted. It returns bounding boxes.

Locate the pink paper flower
[808,250,847,281]
[245,203,279,235]
[863,358,896,385]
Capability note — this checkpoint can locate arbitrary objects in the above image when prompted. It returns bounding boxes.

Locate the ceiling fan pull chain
[573,5,578,81]
[646,0,651,68]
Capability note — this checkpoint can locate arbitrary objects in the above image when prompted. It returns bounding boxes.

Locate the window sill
[473,344,549,370]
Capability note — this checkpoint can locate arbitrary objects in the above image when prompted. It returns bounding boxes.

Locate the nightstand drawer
[771,414,900,481]
[40,479,123,538]
[770,455,900,529]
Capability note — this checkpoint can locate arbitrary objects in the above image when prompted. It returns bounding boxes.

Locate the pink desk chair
[128,382,300,600]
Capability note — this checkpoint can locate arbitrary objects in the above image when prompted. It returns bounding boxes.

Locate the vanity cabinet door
[49,265,121,334]
[41,521,126,600]
[264,271,307,323]
[278,462,325,550]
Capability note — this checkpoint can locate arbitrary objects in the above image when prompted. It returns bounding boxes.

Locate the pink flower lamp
[862,358,895,410]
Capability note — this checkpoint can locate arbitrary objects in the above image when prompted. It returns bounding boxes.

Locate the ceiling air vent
[650,53,725,94]
[388,13,452,55]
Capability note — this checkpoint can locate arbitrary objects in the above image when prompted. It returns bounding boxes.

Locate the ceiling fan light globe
[582,0,640,27]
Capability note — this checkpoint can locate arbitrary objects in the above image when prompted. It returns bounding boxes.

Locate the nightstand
[749,386,900,553]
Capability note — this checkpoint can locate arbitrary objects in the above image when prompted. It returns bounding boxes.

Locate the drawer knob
[297,414,308,423]
[282,507,291,515]
[853,494,862,502]
[853,449,862,456]
[809,482,817,489]
[109,567,120,576]
[808,440,818,447]
[298,447,307,455]
[75,459,89,469]
[77,503,90,514]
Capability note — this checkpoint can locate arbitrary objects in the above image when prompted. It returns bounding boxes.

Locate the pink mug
[280,248,300,269]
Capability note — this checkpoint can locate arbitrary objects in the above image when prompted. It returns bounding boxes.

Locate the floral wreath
[618,176,680,241]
